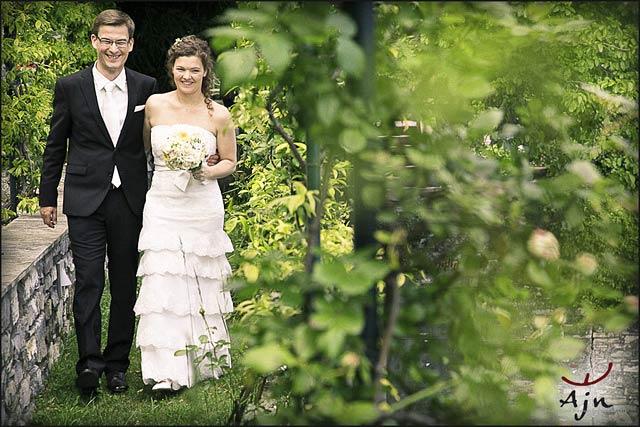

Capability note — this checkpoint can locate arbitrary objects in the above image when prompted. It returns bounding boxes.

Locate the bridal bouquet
[161,129,207,173]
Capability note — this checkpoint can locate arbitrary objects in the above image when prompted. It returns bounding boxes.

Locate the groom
[39,9,156,395]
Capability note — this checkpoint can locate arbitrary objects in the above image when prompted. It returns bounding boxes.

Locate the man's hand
[40,206,57,229]
[206,151,220,166]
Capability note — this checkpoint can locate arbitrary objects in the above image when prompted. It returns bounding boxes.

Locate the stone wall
[1,171,11,215]
[1,181,73,426]
[1,240,74,425]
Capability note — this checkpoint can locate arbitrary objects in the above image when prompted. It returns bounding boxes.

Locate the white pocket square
[134,105,145,112]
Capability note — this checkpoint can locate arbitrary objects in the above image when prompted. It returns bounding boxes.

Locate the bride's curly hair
[166,35,220,109]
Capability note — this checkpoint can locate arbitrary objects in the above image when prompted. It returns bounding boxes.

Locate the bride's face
[173,56,206,95]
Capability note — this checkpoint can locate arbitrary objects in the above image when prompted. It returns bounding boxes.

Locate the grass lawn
[31,280,246,426]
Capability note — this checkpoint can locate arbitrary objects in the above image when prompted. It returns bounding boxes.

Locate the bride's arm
[142,96,157,152]
[201,106,237,180]
[143,96,158,187]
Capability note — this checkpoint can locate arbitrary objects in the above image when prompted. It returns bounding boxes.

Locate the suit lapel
[117,68,139,148]
[79,67,113,147]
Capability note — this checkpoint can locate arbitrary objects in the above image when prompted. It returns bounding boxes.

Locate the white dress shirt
[93,65,128,141]
[93,65,127,187]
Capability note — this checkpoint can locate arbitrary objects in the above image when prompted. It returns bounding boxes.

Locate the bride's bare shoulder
[209,101,232,123]
[146,91,175,108]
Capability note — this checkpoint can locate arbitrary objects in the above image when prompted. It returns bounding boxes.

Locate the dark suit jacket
[39,66,157,217]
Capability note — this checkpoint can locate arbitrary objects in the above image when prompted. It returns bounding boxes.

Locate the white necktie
[103,82,121,188]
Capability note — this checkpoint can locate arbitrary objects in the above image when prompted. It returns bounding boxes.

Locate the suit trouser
[67,187,142,376]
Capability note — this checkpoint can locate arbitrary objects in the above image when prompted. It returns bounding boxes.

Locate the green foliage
[223,83,353,285]
[558,2,639,193]
[1,1,112,218]
[2,207,17,223]
[208,2,638,425]
[10,1,639,425]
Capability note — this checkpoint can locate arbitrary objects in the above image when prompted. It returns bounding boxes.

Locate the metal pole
[305,131,321,273]
[303,130,321,317]
[348,1,379,371]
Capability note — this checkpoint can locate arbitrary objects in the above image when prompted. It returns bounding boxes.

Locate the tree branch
[266,84,306,169]
[374,271,401,404]
[600,41,632,52]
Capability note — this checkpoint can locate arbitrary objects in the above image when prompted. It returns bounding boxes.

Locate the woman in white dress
[134,35,237,391]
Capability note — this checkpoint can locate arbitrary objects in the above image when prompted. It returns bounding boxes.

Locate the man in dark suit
[39,9,156,395]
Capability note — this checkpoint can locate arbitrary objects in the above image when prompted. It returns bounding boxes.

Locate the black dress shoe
[106,371,128,393]
[76,368,99,393]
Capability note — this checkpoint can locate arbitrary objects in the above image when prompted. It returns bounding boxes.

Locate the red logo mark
[561,362,613,386]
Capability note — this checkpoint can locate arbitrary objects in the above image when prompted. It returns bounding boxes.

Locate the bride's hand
[206,152,220,166]
[192,169,205,182]
[198,164,221,181]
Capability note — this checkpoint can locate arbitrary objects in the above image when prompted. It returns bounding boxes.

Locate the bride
[134,35,236,391]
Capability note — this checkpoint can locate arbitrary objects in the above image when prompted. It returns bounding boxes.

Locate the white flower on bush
[340,351,360,368]
[552,308,567,325]
[527,228,560,260]
[575,253,598,276]
[624,296,638,314]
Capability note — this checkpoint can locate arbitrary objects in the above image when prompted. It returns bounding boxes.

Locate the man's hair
[92,9,135,39]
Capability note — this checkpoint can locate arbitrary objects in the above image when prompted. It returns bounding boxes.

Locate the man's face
[91,24,133,76]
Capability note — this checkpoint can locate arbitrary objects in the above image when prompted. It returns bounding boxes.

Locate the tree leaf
[313,260,352,287]
[292,369,316,394]
[339,128,367,153]
[459,76,494,98]
[566,160,602,185]
[243,343,296,374]
[362,184,385,208]
[470,108,504,130]
[317,328,346,359]
[256,34,292,75]
[286,194,306,214]
[317,95,340,126]
[336,401,378,424]
[293,325,317,361]
[217,47,257,92]
[310,299,364,335]
[326,12,356,37]
[493,307,512,328]
[336,37,365,77]
[242,263,260,283]
[526,261,553,288]
[546,337,585,361]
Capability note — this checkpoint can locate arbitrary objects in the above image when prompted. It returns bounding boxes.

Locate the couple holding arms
[38,9,236,394]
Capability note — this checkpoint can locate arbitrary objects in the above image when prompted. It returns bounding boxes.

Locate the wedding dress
[134,123,234,390]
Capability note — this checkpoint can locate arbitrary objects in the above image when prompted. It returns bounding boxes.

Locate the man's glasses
[97,37,129,48]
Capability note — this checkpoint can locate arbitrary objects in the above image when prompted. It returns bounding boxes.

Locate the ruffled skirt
[134,172,233,389]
